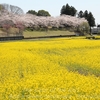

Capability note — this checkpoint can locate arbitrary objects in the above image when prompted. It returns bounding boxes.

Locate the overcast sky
[0,0,100,24]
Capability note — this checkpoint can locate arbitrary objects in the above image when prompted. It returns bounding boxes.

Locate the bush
[75,22,90,35]
[86,35,95,39]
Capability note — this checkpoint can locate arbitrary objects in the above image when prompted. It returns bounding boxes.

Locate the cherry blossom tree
[0,6,89,35]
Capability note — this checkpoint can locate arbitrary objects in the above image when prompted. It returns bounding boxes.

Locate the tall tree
[88,12,95,27]
[60,5,66,15]
[83,10,88,19]
[60,3,77,16]
[78,10,84,18]
[70,6,77,16]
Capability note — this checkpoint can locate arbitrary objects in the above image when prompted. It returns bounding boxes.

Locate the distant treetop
[27,9,51,16]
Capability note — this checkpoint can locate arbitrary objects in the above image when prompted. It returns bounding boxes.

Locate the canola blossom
[0,38,100,100]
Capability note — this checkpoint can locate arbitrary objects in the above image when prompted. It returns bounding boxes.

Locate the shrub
[75,22,90,35]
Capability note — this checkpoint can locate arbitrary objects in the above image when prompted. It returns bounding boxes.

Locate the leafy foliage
[27,10,37,15]
[76,22,90,35]
[37,10,51,16]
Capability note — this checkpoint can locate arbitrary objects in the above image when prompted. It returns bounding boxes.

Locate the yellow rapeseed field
[0,38,100,100]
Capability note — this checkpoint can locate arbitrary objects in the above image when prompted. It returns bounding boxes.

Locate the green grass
[23,30,75,38]
[94,35,100,39]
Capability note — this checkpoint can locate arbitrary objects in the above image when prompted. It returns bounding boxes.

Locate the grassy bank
[23,30,75,38]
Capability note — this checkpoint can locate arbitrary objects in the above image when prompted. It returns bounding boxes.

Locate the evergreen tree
[88,12,95,27]
[65,4,71,15]
[60,5,66,15]
[60,3,77,16]
[83,10,88,19]
[78,10,84,18]
[70,6,77,16]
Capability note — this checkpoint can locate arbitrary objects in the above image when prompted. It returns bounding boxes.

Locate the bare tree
[1,3,24,15]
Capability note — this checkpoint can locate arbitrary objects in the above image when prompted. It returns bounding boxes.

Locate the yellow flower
[0,38,100,100]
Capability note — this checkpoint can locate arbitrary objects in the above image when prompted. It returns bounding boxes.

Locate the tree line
[60,3,95,27]
[27,3,95,28]
[0,3,96,29]
[0,3,91,35]
[78,10,95,27]
[1,3,95,28]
